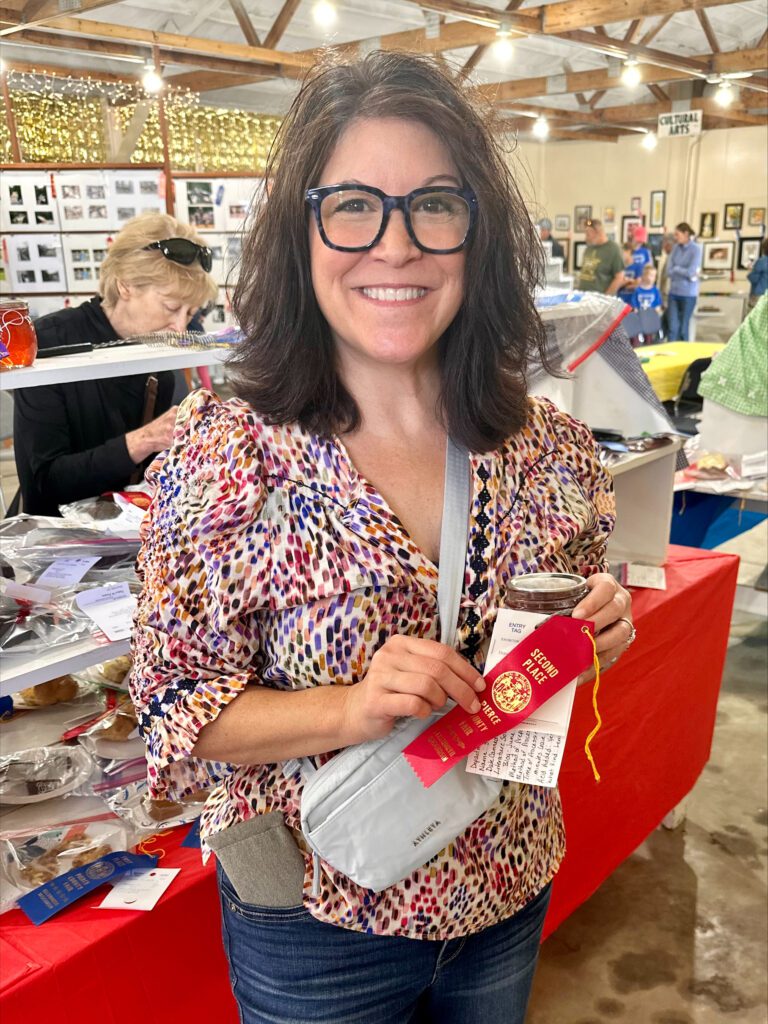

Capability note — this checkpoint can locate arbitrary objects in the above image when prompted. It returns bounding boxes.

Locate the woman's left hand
[571,572,634,681]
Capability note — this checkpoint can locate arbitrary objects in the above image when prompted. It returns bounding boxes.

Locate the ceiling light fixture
[312,0,337,29]
[141,63,163,94]
[641,131,658,150]
[494,18,514,61]
[621,59,642,89]
[532,115,549,140]
[715,80,735,107]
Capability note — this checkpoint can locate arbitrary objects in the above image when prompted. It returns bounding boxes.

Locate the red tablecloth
[1,546,738,1023]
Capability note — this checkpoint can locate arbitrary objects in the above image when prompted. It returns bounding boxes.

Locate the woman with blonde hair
[12,212,217,515]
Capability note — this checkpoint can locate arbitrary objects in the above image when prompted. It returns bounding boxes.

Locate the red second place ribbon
[403,616,595,788]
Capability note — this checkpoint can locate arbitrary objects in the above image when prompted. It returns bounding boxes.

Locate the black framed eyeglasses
[305,184,478,254]
[143,238,213,272]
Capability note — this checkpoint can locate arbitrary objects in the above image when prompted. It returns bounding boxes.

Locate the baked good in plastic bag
[78,703,145,763]
[108,780,209,831]
[0,745,94,804]
[17,675,79,708]
[0,817,132,913]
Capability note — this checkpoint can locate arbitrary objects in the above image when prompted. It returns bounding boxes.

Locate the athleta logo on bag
[412,821,442,847]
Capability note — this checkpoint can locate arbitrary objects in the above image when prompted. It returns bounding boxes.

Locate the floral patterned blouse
[130,388,615,941]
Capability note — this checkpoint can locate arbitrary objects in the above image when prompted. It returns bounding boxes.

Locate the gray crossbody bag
[294,438,503,893]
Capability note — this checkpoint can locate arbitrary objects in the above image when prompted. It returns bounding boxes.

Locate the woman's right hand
[126,406,179,464]
[340,634,487,743]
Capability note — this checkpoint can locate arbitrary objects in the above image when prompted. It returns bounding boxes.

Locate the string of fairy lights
[1,69,282,172]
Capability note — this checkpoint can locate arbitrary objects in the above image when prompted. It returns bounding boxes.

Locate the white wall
[507,125,768,296]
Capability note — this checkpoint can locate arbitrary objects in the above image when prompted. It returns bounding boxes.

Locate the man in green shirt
[577,218,625,294]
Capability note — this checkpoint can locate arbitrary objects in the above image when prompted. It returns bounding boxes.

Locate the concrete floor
[528,524,768,1023]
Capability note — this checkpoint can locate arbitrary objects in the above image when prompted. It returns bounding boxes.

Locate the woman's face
[110,283,198,336]
[309,117,466,375]
[674,229,690,245]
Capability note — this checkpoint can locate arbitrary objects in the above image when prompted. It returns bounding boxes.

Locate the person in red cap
[630,224,653,273]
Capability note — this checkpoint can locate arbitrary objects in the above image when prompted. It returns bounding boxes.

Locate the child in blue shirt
[630,265,663,344]
[618,243,639,304]
[631,265,663,312]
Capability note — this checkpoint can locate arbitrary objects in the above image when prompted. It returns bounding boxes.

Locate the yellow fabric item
[638,341,725,402]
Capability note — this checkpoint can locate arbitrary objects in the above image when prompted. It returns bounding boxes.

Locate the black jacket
[12,297,175,516]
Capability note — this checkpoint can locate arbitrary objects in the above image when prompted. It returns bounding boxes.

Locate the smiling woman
[129,50,633,1024]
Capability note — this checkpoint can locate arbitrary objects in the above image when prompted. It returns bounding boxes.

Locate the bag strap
[438,437,472,648]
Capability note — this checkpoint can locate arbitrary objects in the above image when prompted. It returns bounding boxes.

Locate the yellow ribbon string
[138,829,172,861]
[581,625,602,782]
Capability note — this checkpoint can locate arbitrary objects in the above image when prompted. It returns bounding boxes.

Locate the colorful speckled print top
[130,389,615,940]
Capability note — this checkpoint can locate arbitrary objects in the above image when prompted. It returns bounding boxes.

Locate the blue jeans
[217,863,552,1024]
[667,294,697,340]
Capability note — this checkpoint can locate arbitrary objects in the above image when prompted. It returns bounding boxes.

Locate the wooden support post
[1,65,21,162]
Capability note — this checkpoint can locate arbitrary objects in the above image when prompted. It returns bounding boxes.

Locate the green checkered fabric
[699,296,768,417]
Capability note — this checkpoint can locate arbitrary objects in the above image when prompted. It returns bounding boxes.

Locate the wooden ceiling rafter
[0,0,123,35]
[228,0,261,48]
[263,0,302,50]
[696,9,721,52]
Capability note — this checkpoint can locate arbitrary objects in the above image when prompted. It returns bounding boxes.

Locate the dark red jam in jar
[0,301,38,370]
[507,572,588,615]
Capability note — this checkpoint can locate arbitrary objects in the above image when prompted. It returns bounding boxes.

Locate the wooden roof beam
[639,14,673,46]
[0,0,123,35]
[697,9,721,52]
[228,0,261,47]
[10,14,315,69]
[480,46,768,102]
[263,0,302,50]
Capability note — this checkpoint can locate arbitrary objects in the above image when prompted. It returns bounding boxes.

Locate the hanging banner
[657,110,702,138]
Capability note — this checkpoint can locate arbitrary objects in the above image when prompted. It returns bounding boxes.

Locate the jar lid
[0,300,29,311]
[508,572,586,593]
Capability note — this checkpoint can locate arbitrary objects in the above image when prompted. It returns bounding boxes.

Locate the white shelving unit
[0,343,230,391]
[606,440,684,567]
[0,637,130,698]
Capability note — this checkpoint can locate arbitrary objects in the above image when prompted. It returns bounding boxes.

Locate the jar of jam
[507,572,588,615]
[0,301,38,370]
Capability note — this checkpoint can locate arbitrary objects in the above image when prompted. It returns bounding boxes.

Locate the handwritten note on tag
[75,583,136,641]
[37,556,101,589]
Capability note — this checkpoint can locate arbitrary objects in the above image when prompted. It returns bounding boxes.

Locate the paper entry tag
[466,609,577,788]
[621,563,667,590]
[98,867,180,911]
[403,615,594,788]
[75,583,136,641]
[37,556,101,589]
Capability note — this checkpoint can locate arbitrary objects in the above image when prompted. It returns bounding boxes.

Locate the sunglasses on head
[143,238,213,272]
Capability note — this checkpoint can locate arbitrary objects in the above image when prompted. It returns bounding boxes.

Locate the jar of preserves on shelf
[506,572,588,616]
[0,301,38,370]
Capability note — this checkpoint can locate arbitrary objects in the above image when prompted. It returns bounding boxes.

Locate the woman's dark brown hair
[230,50,547,452]
[676,222,695,237]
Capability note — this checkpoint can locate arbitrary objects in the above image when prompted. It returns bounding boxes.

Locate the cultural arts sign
[657,109,703,138]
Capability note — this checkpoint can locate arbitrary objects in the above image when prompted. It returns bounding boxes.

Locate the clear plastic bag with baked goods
[106,780,209,832]
[78,702,145,763]
[0,816,133,912]
[0,745,96,805]
[59,493,149,537]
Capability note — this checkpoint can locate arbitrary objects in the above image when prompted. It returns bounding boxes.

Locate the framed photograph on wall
[554,214,570,232]
[737,237,762,270]
[748,207,765,228]
[702,240,735,272]
[699,212,716,239]
[723,203,744,230]
[630,196,642,213]
[574,205,592,232]
[648,233,664,259]
[649,190,665,228]
[554,237,570,270]
[574,240,588,270]
[621,214,645,244]
[602,206,616,225]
